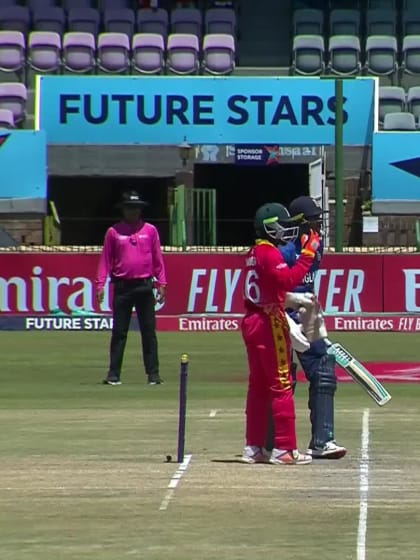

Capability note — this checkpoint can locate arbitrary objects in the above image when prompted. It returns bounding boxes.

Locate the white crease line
[159,454,192,511]
[209,409,219,418]
[357,409,370,560]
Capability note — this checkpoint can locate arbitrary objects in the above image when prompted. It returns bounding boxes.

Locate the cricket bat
[325,339,392,407]
[312,309,392,407]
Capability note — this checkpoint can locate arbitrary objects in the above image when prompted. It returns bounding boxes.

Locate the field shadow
[211,457,249,464]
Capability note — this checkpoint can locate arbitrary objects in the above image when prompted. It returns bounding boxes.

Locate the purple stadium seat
[0,0,20,6]
[33,7,65,36]
[0,82,27,124]
[28,0,56,9]
[171,8,202,38]
[68,8,100,36]
[137,8,168,39]
[28,31,61,73]
[64,0,93,9]
[205,8,236,36]
[0,7,31,36]
[0,108,15,129]
[167,33,199,75]
[100,0,130,9]
[63,31,96,73]
[0,31,25,73]
[132,32,164,74]
[104,9,135,38]
[202,33,235,75]
[97,32,130,73]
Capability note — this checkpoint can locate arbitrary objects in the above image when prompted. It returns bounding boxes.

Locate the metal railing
[169,185,217,248]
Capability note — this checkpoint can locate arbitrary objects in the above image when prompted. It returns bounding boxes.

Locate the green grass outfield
[0,331,419,560]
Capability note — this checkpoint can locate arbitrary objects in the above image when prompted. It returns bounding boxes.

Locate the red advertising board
[0,253,385,315]
[383,255,420,312]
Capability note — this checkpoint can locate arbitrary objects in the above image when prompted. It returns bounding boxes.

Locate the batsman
[267,196,347,460]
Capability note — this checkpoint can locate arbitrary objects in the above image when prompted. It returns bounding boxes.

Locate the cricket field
[0,331,419,560]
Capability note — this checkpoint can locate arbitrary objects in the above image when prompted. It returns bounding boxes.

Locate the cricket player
[282,196,346,459]
[241,202,320,465]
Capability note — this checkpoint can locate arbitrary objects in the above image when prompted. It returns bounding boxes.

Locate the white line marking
[357,409,370,560]
[209,409,219,417]
[159,454,192,511]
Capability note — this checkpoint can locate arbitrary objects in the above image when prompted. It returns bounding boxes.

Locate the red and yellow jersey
[243,239,315,315]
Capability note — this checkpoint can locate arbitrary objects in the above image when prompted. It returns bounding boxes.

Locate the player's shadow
[211,460,249,464]
[211,455,261,464]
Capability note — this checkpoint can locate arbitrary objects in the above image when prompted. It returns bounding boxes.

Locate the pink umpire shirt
[96,221,167,291]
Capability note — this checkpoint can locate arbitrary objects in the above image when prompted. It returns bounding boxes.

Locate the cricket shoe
[147,375,163,385]
[269,449,312,465]
[241,446,270,464]
[103,378,122,386]
[307,441,347,460]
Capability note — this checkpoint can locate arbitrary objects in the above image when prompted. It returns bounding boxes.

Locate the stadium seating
[29,0,57,9]
[292,9,324,36]
[404,0,419,10]
[328,35,361,75]
[171,8,202,38]
[132,32,164,74]
[0,107,14,128]
[104,9,135,38]
[407,85,420,123]
[0,30,25,74]
[137,8,169,39]
[64,0,93,8]
[402,35,420,76]
[202,33,235,75]
[366,9,397,36]
[1,2,420,131]
[28,31,61,73]
[365,35,398,77]
[368,0,396,9]
[0,4,239,79]
[330,0,362,7]
[402,11,420,36]
[33,7,66,35]
[329,9,360,36]
[68,8,101,36]
[292,34,325,75]
[97,32,130,73]
[0,6,31,36]
[378,86,406,124]
[0,82,27,124]
[167,33,199,75]
[383,111,416,129]
[101,0,131,8]
[205,8,236,36]
[63,31,96,73]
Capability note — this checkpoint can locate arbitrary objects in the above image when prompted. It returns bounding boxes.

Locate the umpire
[96,190,167,386]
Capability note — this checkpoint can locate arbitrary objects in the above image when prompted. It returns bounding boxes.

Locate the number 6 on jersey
[244,270,261,304]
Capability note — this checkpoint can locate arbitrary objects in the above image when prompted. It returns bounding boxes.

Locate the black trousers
[108,278,159,379]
